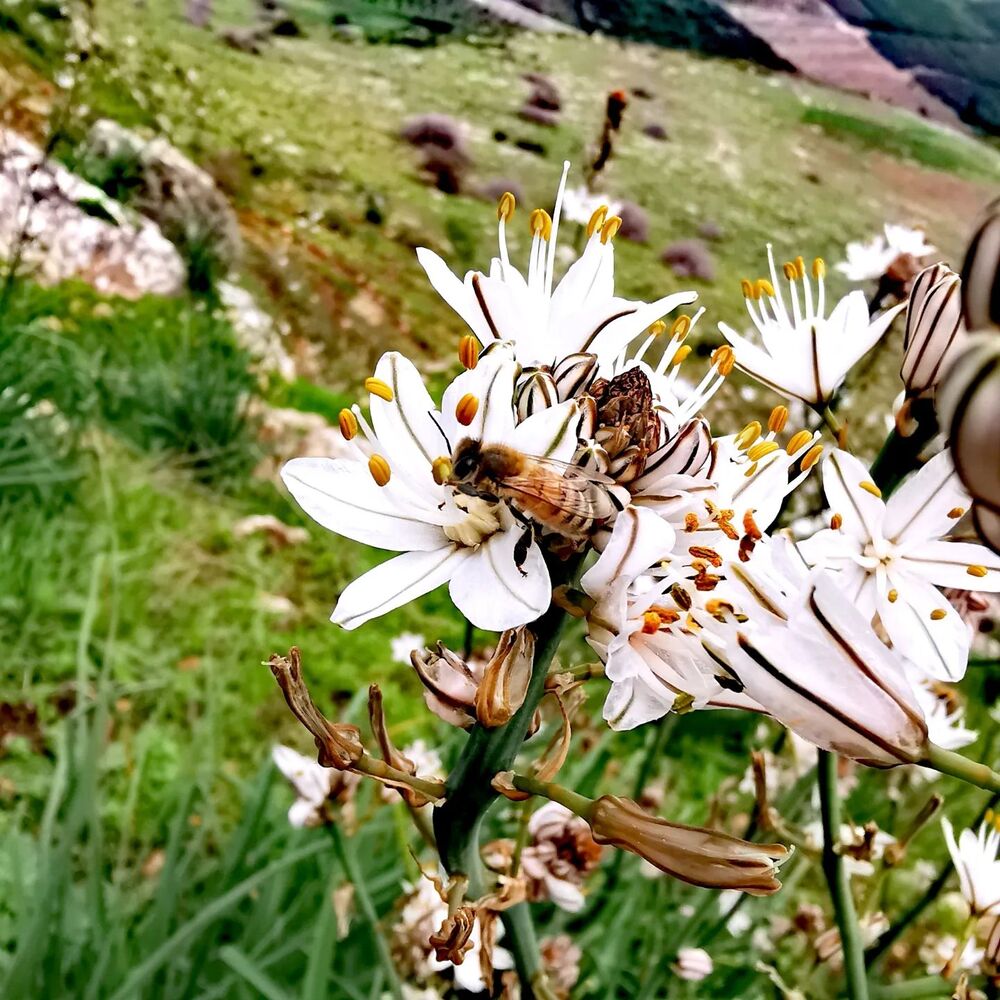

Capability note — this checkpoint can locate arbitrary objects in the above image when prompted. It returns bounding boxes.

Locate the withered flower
[429,906,476,965]
[411,642,485,728]
[475,627,535,728]
[368,684,432,807]
[268,648,363,769]
[587,795,788,895]
[520,802,602,913]
[540,935,582,1000]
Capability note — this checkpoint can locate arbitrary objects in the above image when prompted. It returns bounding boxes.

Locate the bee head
[450,438,482,483]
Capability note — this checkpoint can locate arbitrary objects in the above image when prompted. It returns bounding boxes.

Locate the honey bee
[448,438,622,542]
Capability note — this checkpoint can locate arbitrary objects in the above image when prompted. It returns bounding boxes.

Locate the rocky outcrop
[0,129,184,298]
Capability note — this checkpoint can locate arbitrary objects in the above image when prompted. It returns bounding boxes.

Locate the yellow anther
[859,480,882,498]
[711,345,735,376]
[529,208,552,240]
[586,204,609,238]
[497,191,516,222]
[648,319,668,337]
[458,334,479,370]
[431,456,453,486]
[968,565,988,578]
[785,430,813,455]
[830,513,843,530]
[782,261,797,281]
[887,588,898,603]
[671,314,691,339]
[368,454,391,487]
[740,278,756,300]
[600,215,622,244]
[642,611,662,634]
[948,506,966,519]
[455,393,480,427]
[813,257,826,279]
[364,377,394,402]
[744,462,759,478]
[736,421,762,450]
[768,405,789,434]
[747,440,780,463]
[794,255,806,280]
[671,344,692,367]
[929,608,948,621]
[338,408,358,440]
[755,278,775,298]
[800,444,824,470]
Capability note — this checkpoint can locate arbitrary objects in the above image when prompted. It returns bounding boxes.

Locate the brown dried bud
[587,795,788,895]
[268,648,363,769]
[367,684,430,808]
[475,627,535,728]
[429,906,476,965]
[411,643,483,728]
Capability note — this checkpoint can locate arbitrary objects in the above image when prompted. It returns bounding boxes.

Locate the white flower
[798,449,1000,681]
[673,947,713,981]
[560,185,622,226]
[912,681,977,751]
[837,224,936,282]
[417,163,696,369]
[942,817,1000,917]
[718,246,905,406]
[272,745,355,828]
[800,821,896,877]
[282,346,585,631]
[390,632,425,665]
[519,802,602,913]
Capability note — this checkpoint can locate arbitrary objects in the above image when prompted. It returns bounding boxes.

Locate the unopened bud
[587,794,788,894]
[516,370,558,420]
[268,648,364,769]
[475,627,535,728]
[552,352,598,401]
[961,197,1000,331]
[901,263,966,397]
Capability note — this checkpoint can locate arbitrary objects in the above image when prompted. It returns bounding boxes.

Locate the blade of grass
[219,945,294,1000]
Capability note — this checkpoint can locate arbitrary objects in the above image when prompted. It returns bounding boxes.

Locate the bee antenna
[426,409,451,451]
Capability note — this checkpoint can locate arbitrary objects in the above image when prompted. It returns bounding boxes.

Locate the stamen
[670,314,691,339]
[642,611,662,634]
[587,204,609,238]
[649,319,668,337]
[948,506,966,518]
[782,261,797,281]
[338,408,358,440]
[455,393,480,426]
[671,345,692,366]
[736,421,762,450]
[458,335,479,370]
[812,257,826,279]
[368,454,391,487]
[830,513,843,530]
[529,208,552,240]
[705,597,734,617]
[600,216,622,244]
[800,444,824,470]
[967,565,988,578]
[747,440,780,462]
[887,589,898,603]
[785,430,813,455]
[743,510,762,541]
[794,255,806,280]
[684,513,700,532]
[740,278,756,300]
[859,480,882,498]
[497,191,516,222]
[929,608,948,621]
[689,545,723,568]
[755,278,775,298]
[670,583,693,611]
[365,377,394,402]
[711,345,735,376]
[431,456,453,485]
[768,405,789,433]
[743,462,758,478]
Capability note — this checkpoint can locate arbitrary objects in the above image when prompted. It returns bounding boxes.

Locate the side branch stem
[817,750,869,1000]
[923,744,1000,794]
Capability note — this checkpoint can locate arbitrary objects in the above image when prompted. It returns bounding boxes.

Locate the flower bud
[475,627,535,727]
[937,333,1000,543]
[552,352,598,401]
[901,263,966,397]
[961,197,1000,331]
[673,947,713,982]
[587,795,788,895]
[516,370,558,420]
[410,643,484,728]
[268,648,364,769]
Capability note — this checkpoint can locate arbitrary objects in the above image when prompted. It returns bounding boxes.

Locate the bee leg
[513,524,533,577]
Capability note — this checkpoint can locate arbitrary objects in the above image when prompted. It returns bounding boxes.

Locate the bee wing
[501,459,614,519]
[521,454,616,486]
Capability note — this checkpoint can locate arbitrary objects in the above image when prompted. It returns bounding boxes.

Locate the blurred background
[1,1,999,997]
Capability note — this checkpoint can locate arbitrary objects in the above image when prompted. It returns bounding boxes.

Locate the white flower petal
[440,345,517,447]
[582,506,675,600]
[883,450,970,545]
[603,672,675,731]
[820,449,886,543]
[332,546,466,629]
[511,399,583,462]
[416,248,494,345]
[901,540,1000,590]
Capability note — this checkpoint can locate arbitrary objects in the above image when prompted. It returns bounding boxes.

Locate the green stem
[818,405,844,441]
[923,743,1000,793]
[869,397,937,495]
[870,976,950,999]
[326,824,403,1000]
[508,773,594,817]
[817,750,869,1000]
